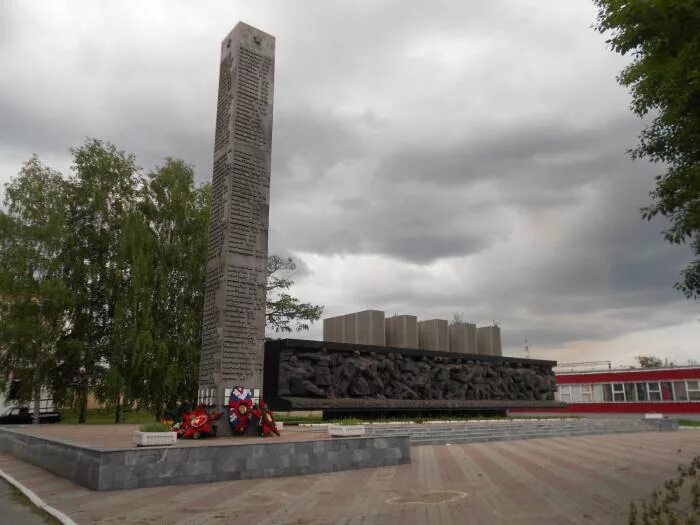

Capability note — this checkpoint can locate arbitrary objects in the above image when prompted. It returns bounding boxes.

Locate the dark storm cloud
[271,167,503,263]
[308,127,694,352]
[0,99,83,161]
[271,108,371,180]
[270,117,653,264]
[1,0,696,361]
[380,119,639,189]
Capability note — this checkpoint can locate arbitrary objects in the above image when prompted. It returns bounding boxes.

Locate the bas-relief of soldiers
[278,348,556,402]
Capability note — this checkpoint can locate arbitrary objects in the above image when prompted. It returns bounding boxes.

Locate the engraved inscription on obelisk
[199,22,274,429]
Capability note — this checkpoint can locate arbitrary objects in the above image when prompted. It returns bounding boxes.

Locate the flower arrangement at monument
[256,402,281,437]
[228,387,280,437]
[169,388,280,439]
[229,386,254,433]
[172,404,223,439]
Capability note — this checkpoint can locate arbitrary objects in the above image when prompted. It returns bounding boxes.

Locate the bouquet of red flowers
[172,404,222,439]
[252,400,280,437]
[229,387,254,435]
[228,387,280,437]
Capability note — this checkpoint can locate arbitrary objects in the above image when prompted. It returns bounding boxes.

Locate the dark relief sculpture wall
[264,340,558,409]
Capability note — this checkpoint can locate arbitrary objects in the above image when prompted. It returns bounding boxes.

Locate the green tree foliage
[0,158,72,423]
[636,355,663,368]
[108,210,158,423]
[594,0,700,299]
[266,255,324,333]
[635,355,676,368]
[137,159,210,417]
[57,139,141,423]
[0,140,324,422]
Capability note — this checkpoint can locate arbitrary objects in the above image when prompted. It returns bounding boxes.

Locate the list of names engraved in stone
[199,23,274,415]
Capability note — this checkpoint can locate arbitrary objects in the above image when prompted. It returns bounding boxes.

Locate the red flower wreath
[229,398,254,434]
[251,400,280,437]
[174,404,222,439]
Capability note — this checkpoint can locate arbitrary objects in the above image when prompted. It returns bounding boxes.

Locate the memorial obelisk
[199,22,275,434]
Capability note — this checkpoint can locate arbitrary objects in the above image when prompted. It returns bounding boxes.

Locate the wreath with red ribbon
[229,399,254,434]
[170,391,280,439]
[259,401,280,437]
[174,404,223,439]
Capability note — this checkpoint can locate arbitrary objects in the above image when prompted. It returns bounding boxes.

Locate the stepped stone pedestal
[361,417,679,446]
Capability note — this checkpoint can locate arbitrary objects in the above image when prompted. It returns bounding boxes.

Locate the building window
[624,383,637,402]
[558,385,572,402]
[674,382,688,401]
[648,382,661,401]
[592,384,604,402]
[660,382,674,401]
[602,383,613,402]
[688,381,700,401]
[581,384,593,402]
[636,383,649,401]
[613,383,625,402]
[571,385,583,402]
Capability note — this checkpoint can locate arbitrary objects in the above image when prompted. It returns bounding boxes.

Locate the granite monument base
[0,426,410,491]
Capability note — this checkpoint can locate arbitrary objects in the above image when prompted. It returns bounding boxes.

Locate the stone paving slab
[0,431,698,524]
[6,424,328,449]
[0,426,408,491]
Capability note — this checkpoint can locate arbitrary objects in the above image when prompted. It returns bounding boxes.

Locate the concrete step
[406,426,640,437]
[412,425,647,436]
[404,430,638,443]
[305,419,672,446]
[364,422,649,435]
[361,419,671,445]
[410,427,649,446]
[413,425,651,437]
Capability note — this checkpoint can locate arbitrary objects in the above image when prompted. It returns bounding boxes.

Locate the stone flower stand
[328,424,366,437]
[133,431,178,447]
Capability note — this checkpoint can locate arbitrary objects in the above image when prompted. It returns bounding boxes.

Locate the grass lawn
[4,479,61,525]
[59,408,156,425]
[275,414,324,424]
[679,418,700,427]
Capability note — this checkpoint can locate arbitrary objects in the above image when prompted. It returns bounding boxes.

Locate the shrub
[330,418,364,426]
[629,456,700,524]
[139,422,173,433]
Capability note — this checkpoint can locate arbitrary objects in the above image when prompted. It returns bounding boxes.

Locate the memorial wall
[263,339,562,413]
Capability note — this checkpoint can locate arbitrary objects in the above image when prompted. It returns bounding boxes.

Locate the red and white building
[545,365,700,414]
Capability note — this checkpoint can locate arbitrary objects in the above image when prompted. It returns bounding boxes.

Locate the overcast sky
[1,1,697,365]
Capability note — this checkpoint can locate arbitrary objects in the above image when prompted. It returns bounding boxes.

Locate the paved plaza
[0,430,698,525]
[10,423,328,448]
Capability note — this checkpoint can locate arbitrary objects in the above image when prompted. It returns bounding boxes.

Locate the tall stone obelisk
[199,22,275,434]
